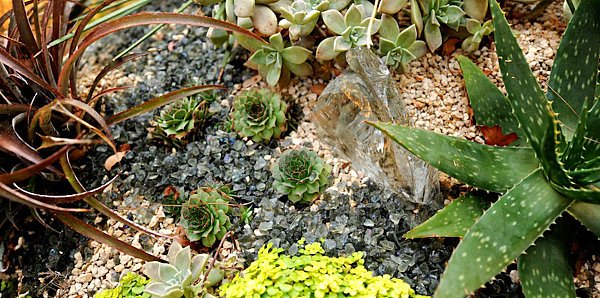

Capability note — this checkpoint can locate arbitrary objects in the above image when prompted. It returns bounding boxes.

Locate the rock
[313,47,439,204]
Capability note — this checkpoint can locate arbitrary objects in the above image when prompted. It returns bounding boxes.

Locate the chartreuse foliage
[219,241,429,297]
[368,0,600,297]
[94,272,151,298]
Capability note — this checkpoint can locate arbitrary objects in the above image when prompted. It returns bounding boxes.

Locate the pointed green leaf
[404,194,489,239]
[368,122,540,192]
[581,99,600,161]
[457,55,525,146]
[281,46,312,64]
[550,181,600,204]
[568,201,600,236]
[519,219,575,298]
[547,0,600,140]
[379,14,400,41]
[490,0,569,185]
[434,169,572,298]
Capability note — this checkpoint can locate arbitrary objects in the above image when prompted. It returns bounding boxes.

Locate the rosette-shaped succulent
[180,188,232,247]
[272,148,331,203]
[232,88,288,142]
[411,0,466,52]
[279,0,330,41]
[379,15,427,72]
[461,19,493,53]
[143,242,210,298]
[149,97,210,148]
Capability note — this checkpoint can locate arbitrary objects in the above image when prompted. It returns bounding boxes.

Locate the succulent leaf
[547,0,600,141]
[180,188,232,246]
[490,0,570,186]
[232,88,288,142]
[519,219,576,298]
[568,201,600,236]
[367,122,540,192]
[434,169,572,298]
[404,194,489,239]
[457,55,525,145]
[272,148,331,203]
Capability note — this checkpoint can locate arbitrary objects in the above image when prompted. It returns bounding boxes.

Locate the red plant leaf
[480,124,519,146]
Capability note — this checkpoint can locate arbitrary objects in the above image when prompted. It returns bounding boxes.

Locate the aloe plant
[369,0,600,297]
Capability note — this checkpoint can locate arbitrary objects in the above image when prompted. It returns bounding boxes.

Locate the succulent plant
[562,0,581,21]
[149,97,210,148]
[378,0,409,15]
[144,242,216,298]
[247,33,313,85]
[379,16,428,72]
[411,0,466,51]
[180,188,232,247]
[316,4,381,60]
[272,148,331,203]
[460,19,493,53]
[232,88,288,142]
[370,0,600,297]
[279,0,330,41]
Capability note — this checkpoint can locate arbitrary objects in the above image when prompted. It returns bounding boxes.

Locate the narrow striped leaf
[434,169,572,298]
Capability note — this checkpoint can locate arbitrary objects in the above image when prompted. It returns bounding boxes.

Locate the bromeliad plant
[0,0,265,261]
[272,148,331,203]
[369,0,600,297]
[232,88,288,142]
[180,187,232,247]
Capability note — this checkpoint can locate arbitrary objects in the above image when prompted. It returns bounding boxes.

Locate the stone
[313,47,439,204]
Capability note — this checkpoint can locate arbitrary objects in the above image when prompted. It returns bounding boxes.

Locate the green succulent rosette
[232,88,288,143]
[149,97,210,147]
[180,188,232,247]
[272,148,331,203]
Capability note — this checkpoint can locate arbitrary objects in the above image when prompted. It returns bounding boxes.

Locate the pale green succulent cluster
[149,96,210,148]
[180,188,232,247]
[371,0,600,297]
[232,88,288,142]
[94,273,150,298]
[272,148,331,203]
[143,243,226,298]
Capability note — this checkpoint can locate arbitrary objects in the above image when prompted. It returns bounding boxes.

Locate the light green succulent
[411,0,466,52]
[316,4,381,60]
[232,88,288,142]
[379,16,428,72]
[461,18,493,53]
[370,0,600,297]
[180,188,232,247]
[248,33,313,86]
[378,0,408,15]
[279,0,330,41]
[272,148,331,203]
[149,97,210,148]
[144,243,221,298]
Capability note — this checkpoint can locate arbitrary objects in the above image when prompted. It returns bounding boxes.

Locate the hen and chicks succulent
[272,148,331,203]
[232,88,288,142]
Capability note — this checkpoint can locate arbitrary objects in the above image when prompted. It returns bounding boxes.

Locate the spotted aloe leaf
[435,169,572,298]
[518,218,575,298]
[569,201,600,236]
[457,55,525,146]
[547,0,600,141]
[367,123,540,192]
[404,194,488,239]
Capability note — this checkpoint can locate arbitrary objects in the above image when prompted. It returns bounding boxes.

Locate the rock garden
[0,0,599,297]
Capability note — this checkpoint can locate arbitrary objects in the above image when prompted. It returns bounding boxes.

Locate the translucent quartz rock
[313,47,439,204]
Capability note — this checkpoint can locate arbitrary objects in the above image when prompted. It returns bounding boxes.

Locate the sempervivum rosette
[232,88,288,143]
[180,188,232,247]
[272,148,331,203]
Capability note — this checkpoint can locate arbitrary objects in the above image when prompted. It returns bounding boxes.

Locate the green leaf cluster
[149,96,211,148]
[219,241,429,297]
[94,273,151,298]
[272,148,331,203]
[232,88,288,142]
[369,0,600,297]
[180,188,232,247]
